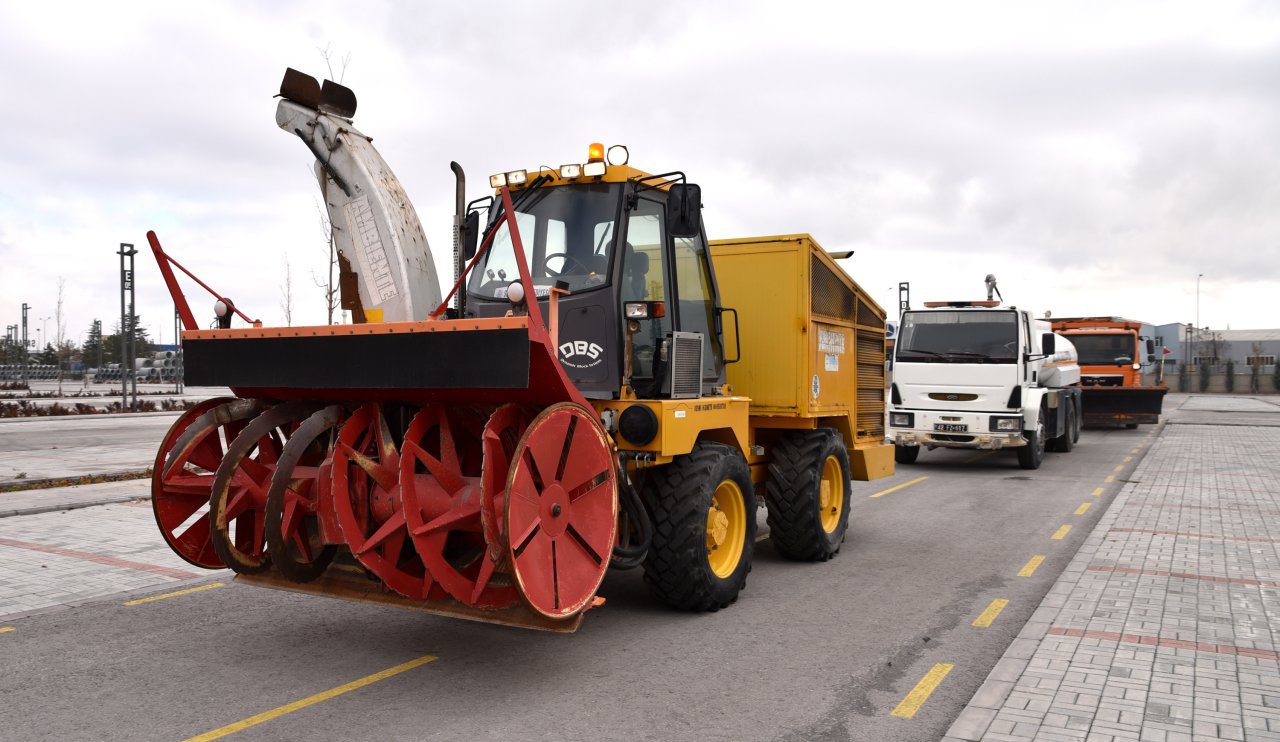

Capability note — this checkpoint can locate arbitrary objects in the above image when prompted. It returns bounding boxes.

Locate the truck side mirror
[1145,338,1155,361]
[463,210,480,260]
[666,183,702,238]
[1041,332,1056,356]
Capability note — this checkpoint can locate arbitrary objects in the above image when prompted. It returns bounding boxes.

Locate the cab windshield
[1070,333,1134,366]
[896,310,1018,363]
[468,183,622,300]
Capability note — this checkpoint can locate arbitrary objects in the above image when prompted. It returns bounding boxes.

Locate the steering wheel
[543,252,591,277]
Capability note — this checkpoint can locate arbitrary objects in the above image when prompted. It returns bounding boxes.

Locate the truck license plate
[934,423,968,432]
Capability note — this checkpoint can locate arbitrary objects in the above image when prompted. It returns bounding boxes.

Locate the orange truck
[1050,317,1166,428]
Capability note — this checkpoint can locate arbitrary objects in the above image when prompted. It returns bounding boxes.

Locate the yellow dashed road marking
[972,599,1009,627]
[1105,475,1115,483]
[1075,503,1091,515]
[0,627,14,634]
[1092,487,1105,497]
[1018,555,1045,576]
[1051,525,1072,540]
[125,583,225,606]
[1114,465,1124,473]
[869,476,928,499]
[890,663,954,718]
[184,654,439,742]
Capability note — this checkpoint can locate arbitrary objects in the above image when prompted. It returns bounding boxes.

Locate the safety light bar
[559,163,582,179]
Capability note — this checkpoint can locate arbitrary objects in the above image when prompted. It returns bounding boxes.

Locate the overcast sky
[2,0,1277,352]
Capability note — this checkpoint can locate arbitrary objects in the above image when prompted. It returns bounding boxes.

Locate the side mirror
[666,183,702,238]
[1041,332,1056,356]
[1145,338,1155,356]
[463,210,480,260]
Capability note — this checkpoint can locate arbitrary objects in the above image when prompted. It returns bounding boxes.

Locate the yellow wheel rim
[706,479,747,578]
[819,454,843,534]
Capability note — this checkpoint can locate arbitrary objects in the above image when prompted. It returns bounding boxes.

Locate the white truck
[887,277,1082,470]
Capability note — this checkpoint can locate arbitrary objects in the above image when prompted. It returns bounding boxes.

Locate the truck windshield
[1069,333,1134,365]
[468,183,621,300]
[896,310,1017,363]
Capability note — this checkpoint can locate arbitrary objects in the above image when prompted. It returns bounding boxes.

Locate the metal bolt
[551,504,562,517]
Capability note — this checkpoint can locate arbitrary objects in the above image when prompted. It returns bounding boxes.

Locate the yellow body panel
[709,234,893,480]
[595,397,751,460]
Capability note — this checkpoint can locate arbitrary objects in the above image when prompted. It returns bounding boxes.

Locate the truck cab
[888,299,1082,470]
[1050,317,1167,427]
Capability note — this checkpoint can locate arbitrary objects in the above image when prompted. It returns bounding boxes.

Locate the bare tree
[55,277,67,394]
[1251,341,1265,393]
[280,258,294,327]
[310,197,340,325]
[310,45,351,325]
[318,44,352,83]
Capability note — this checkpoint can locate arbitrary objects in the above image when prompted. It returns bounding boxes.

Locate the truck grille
[1081,375,1124,387]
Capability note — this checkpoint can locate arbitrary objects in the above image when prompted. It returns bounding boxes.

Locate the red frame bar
[147,230,258,330]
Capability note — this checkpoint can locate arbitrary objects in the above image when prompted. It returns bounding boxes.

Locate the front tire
[1016,410,1046,470]
[765,429,851,562]
[894,444,920,465]
[643,442,756,611]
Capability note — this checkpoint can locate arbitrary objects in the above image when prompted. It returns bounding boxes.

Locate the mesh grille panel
[669,332,703,399]
[856,329,886,439]
[811,254,856,321]
[858,297,885,330]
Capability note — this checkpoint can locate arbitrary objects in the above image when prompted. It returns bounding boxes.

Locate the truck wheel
[765,430,851,562]
[894,444,920,464]
[1124,423,1138,429]
[642,442,757,611]
[1016,411,1045,470]
[1071,402,1081,443]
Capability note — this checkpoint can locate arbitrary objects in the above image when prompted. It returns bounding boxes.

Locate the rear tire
[1016,410,1045,470]
[894,444,920,465]
[1124,423,1138,429]
[765,430,851,562]
[642,442,756,611]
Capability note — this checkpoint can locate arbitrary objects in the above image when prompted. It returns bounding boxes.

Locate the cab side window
[672,232,724,381]
[623,198,668,383]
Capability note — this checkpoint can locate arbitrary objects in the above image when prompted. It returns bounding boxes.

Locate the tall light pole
[1194,273,1204,364]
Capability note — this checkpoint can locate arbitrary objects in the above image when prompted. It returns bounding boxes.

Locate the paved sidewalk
[946,397,1280,742]
[0,479,152,518]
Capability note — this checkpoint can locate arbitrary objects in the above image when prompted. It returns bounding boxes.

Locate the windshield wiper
[898,347,946,358]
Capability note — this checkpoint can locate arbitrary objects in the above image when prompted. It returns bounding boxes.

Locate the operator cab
[463,146,728,401]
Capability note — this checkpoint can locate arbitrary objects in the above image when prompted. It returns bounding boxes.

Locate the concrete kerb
[0,410,182,424]
[0,573,227,625]
[941,421,1166,742]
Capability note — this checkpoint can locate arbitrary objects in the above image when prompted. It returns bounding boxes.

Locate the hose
[610,453,653,570]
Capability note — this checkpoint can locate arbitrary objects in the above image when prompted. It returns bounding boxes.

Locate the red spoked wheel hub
[331,403,437,600]
[401,405,518,610]
[151,398,256,569]
[505,403,617,619]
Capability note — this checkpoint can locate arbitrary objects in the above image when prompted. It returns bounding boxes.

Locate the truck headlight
[890,412,913,427]
[990,416,1021,432]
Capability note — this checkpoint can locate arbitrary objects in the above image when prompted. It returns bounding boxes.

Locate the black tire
[642,442,756,611]
[765,429,852,561]
[1070,401,1081,443]
[1015,409,1045,470]
[1124,423,1138,429]
[894,444,920,465]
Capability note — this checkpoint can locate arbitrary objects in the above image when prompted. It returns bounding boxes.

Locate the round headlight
[214,299,229,318]
[1132,363,1141,370]
[606,145,629,166]
[618,405,658,446]
[507,281,525,305]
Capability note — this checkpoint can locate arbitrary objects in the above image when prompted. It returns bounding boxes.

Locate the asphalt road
[0,417,1151,742]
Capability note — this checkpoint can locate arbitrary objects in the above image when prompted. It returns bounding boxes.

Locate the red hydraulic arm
[147,230,260,330]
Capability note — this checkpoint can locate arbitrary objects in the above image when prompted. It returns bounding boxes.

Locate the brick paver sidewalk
[946,419,1280,742]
